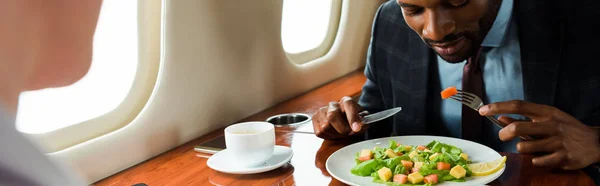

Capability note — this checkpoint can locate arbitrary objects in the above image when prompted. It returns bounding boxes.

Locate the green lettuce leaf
[426,141,438,149]
[462,164,473,177]
[371,171,379,177]
[411,151,429,163]
[373,147,388,160]
[351,159,380,176]
[430,152,468,168]
[389,140,398,149]
[393,145,405,154]
[428,141,462,155]
[440,173,458,181]
[443,152,460,162]
[384,156,408,171]
[372,175,385,183]
[418,162,440,175]
[448,178,467,182]
[393,163,407,175]
[386,183,433,186]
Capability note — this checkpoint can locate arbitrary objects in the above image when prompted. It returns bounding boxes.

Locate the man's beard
[427,0,502,63]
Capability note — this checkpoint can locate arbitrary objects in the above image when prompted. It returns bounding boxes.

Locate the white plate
[207,145,293,174]
[326,135,505,186]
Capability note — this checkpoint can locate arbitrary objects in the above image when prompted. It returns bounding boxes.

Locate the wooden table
[95,69,595,186]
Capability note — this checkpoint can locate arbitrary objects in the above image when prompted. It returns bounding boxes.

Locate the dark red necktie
[462,47,484,142]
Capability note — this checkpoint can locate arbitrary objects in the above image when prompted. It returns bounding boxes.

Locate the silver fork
[449,90,534,141]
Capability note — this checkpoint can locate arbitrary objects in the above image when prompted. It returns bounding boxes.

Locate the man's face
[396,0,501,63]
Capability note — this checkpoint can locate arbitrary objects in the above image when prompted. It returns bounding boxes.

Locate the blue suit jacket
[357,0,600,181]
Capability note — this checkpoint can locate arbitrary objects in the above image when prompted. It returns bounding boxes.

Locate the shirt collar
[481,0,514,47]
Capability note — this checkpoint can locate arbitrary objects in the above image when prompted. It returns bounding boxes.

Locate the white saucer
[207,145,293,174]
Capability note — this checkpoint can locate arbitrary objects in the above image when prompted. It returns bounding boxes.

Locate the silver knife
[361,107,402,124]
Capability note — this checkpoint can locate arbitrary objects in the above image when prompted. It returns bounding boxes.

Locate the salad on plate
[350,140,505,185]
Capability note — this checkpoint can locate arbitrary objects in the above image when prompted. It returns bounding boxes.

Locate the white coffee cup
[224,121,275,167]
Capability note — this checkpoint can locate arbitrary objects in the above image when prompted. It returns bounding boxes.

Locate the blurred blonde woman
[1,1,102,185]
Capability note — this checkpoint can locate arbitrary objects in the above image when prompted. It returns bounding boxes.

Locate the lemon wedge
[467,156,506,176]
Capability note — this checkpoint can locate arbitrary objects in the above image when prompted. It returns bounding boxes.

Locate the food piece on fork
[441,86,458,99]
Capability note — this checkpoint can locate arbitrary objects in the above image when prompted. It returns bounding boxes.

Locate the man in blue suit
[312,0,600,177]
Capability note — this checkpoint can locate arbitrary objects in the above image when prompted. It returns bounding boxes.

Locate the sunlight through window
[281,0,332,54]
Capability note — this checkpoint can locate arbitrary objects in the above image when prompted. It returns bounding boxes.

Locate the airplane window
[281,0,333,54]
[16,0,138,134]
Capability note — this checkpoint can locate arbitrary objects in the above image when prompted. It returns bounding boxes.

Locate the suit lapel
[515,0,562,106]
[399,32,432,134]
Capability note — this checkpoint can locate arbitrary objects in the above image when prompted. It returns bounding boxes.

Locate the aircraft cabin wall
[24,0,386,183]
